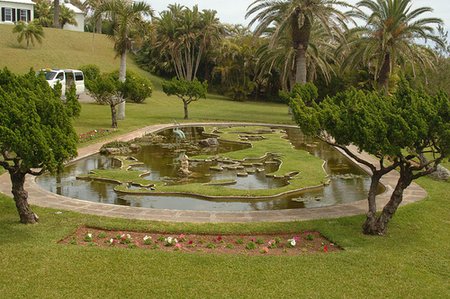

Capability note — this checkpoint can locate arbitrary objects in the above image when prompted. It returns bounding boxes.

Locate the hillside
[0,24,161,86]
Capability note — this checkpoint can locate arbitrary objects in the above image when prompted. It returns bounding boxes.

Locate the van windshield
[43,71,57,80]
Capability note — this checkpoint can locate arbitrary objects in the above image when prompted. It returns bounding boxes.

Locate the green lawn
[0,177,449,298]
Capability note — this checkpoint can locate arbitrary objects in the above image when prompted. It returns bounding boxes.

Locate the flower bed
[79,129,114,143]
[60,227,341,256]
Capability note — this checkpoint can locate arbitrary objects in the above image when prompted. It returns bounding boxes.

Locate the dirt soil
[60,227,342,256]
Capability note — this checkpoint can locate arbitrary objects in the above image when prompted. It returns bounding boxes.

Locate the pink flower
[294,236,300,241]
[217,235,223,242]
[188,240,193,245]
[323,245,328,253]
[179,234,186,239]
[262,247,269,253]
[175,243,182,250]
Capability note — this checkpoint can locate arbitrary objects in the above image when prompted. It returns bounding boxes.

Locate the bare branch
[320,138,377,172]
[27,167,46,176]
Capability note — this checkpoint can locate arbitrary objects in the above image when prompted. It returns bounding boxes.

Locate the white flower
[288,239,296,247]
[126,234,132,239]
[143,235,152,241]
[108,238,114,244]
[87,233,92,239]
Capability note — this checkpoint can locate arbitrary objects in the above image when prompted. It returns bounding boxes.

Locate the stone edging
[0,122,428,223]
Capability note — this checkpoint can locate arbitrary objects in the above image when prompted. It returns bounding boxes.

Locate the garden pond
[37,126,383,211]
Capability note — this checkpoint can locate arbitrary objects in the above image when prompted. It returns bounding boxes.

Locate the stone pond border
[0,122,427,223]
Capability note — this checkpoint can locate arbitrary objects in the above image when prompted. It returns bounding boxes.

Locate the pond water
[37,126,382,211]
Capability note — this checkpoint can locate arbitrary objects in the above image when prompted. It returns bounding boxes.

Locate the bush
[111,70,152,103]
[122,72,152,103]
[79,64,100,91]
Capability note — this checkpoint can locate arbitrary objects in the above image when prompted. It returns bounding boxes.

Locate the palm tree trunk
[110,104,118,128]
[295,45,307,84]
[53,0,60,28]
[377,52,391,91]
[117,49,127,120]
[95,16,102,34]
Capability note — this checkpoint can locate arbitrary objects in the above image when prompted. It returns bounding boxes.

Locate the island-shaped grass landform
[77,126,328,198]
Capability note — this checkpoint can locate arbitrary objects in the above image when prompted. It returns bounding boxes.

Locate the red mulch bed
[60,226,342,256]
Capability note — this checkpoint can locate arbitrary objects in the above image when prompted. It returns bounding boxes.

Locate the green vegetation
[162,78,208,119]
[0,69,78,224]
[0,177,448,297]
[289,80,449,234]
[12,21,45,49]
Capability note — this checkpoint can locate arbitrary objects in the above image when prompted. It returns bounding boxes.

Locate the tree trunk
[295,45,307,84]
[110,104,118,128]
[364,167,413,235]
[183,100,189,119]
[53,0,60,29]
[377,52,391,91]
[10,171,38,224]
[118,50,127,120]
[95,16,102,34]
[362,172,383,234]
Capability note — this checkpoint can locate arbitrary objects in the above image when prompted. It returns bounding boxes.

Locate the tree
[0,69,78,224]
[12,21,45,49]
[96,0,153,120]
[34,0,53,27]
[343,0,444,91]
[59,4,77,28]
[256,19,340,91]
[86,72,124,128]
[162,78,207,119]
[288,80,449,235]
[53,0,60,28]
[83,0,104,33]
[154,5,224,81]
[246,0,348,85]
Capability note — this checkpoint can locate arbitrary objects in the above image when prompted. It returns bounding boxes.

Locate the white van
[41,69,85,96]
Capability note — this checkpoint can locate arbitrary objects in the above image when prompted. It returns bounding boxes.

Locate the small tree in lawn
[288,80,449,235]
[86,72,124,128]
[12,20,44,49]
[162,78,207,119]
[0,69,78,224]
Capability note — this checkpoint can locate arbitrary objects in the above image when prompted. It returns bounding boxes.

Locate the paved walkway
[0,122,427,223]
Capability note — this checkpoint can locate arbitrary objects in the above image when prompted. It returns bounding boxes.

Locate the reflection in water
[37,127,382,211]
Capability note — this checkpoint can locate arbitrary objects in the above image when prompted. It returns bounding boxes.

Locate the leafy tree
[59,4,77,28]
[344,0,444,91]
[0,69,78,224]
[162,78,207,119]
[288,80,449,235]
[246,0,348,85]
[95,0,153,120]
[65,84,81,117]
[12,20,45,49]
[86,72,124,128]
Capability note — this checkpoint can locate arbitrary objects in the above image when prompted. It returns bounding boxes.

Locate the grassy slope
[1,24,449,298]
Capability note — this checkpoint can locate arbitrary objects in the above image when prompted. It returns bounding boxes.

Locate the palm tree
[96,0,153,119]
[53,0,60,28]
[12,21,45,49]
[34,0,53,27]
[59,5,77,28]
[246,0,349,86]
[83,0,103,33]
[344,0,444,90]
[154,5,223,81]
[256,19,340,91]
